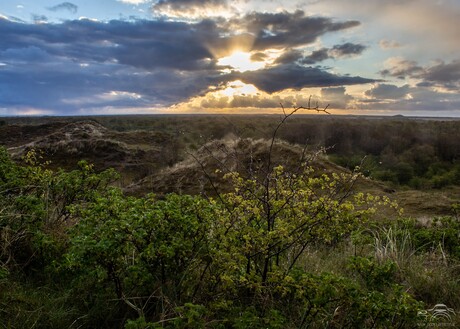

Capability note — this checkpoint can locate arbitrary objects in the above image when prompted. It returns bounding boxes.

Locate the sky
[0,0,459,116]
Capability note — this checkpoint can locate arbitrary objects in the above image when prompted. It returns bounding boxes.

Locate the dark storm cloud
[423,60,460,86]
[300,43,366,65]
[0,17,227,112]
[0,46,51,63]
[236,64,377,93]
[231,10,360,49]
[112,18,219,71]
[274,49,303,64]
[416,81,434,87]
[300,48,329,64]
[48,2,78,14]
[0,60,221,113]
[364,84,410,99]
[329,42,366,57]
[0,18,218,71]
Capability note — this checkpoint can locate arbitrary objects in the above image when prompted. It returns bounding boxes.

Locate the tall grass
[373,227,415,267]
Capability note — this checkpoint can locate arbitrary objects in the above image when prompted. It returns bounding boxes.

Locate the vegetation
[0,113,459,327]
[1,114,460,328]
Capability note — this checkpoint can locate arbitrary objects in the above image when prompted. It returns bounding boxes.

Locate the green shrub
[347,256,397,289]
[411,216,460,259]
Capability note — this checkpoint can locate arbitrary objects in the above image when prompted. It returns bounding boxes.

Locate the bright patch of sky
[1,0,151,22]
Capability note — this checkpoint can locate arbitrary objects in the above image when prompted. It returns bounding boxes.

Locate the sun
[219,80,259,97]
[217,51,265,72]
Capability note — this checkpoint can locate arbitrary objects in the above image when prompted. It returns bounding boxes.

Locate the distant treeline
[277,118,460,189]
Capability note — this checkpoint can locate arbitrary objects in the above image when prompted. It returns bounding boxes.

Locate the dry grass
[395,188,460,218]
[373,227,416,267]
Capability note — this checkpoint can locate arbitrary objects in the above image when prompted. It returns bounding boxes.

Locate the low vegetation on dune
[125,137,350,196]
[3,120,184,185]
[0,114,459,328]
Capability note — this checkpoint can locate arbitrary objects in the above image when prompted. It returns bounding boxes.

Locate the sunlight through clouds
[0,0,459,115]
[217,52,266,72]
[219,80,259,97]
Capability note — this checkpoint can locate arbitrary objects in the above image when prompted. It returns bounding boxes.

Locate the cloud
[205,95,286,109]
[300,48,329,65]
[298,43,366,65]
[320,86,353,108]
[236,64,377,93]
[0,18,228,113]
[250,52,268,62]
[308,0,460,53]
[153,0,231,18]
[199,91,320,110]
[379,39,401,49]
[364,84,410,99]
[380,57,424,79]
[358,84,460,114]
[0,18,220,71]
[204,94,289,109]
[423,60,460,88]
[0,59,221,113]
[32,15,48,24]
[275,49,303,64]
[48,2,78,14]
[0,13,365,74]
[0,11,378,114]
[0,14,26,23]
[0,46,51,63]
[380,57,460,90]
[329,42,366,57]
[233,10,360,50]
[382,0,460,53]
[113,23,216,71]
